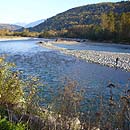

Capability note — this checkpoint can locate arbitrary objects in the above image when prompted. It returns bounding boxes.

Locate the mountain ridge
[0,23,22,31]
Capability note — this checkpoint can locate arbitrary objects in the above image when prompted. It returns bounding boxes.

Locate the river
[0,38,130,104]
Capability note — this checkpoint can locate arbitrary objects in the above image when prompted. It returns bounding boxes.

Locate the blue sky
[0,0,123,24]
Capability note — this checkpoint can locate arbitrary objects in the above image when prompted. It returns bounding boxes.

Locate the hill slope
[0,24,22,31]
[30,1,130,32]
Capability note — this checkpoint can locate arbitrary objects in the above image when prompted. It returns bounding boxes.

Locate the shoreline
[49,39,130,49]
[38,41,130,72]
[51,37,130,45]
[0,36,31,41]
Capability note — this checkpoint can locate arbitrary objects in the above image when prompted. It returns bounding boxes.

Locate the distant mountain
[14,22,27,27]
[0,24,22,31]
[30,1,130,32]
[25,19,45,28]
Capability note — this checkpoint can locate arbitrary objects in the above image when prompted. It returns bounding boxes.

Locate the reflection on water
[0,39,130,103]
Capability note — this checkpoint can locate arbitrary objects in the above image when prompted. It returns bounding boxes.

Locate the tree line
[0,12,130,44]
[35,12,130,44]
[60,12,130,43]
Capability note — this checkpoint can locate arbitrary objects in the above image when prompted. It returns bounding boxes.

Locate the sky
[0,0,124,24]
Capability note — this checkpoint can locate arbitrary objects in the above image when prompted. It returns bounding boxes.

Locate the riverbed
[0,38,130,104]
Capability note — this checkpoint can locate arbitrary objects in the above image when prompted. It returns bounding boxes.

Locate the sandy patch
[51,40,79,45]
[0,37,31,41]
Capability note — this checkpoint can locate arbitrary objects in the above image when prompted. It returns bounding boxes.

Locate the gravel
[38,42,130,72]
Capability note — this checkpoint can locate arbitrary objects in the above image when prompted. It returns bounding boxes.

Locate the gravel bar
[38,42,130,72]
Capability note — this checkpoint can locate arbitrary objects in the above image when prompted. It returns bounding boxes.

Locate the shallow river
[0,38,130,103]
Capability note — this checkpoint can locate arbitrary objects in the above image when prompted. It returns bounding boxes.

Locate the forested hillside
[30,1,130,32]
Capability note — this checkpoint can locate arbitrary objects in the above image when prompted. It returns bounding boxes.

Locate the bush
[0,57,24,107]
[0,117,27,130]
[0,57,43,130]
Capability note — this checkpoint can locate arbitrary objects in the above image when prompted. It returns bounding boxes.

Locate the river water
[0,38,130,104]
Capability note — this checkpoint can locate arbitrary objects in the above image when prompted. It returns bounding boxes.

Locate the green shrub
[0,117,27,130]
[0,57,24,107]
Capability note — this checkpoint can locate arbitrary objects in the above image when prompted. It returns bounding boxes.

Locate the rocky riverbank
[38,41,130,72]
